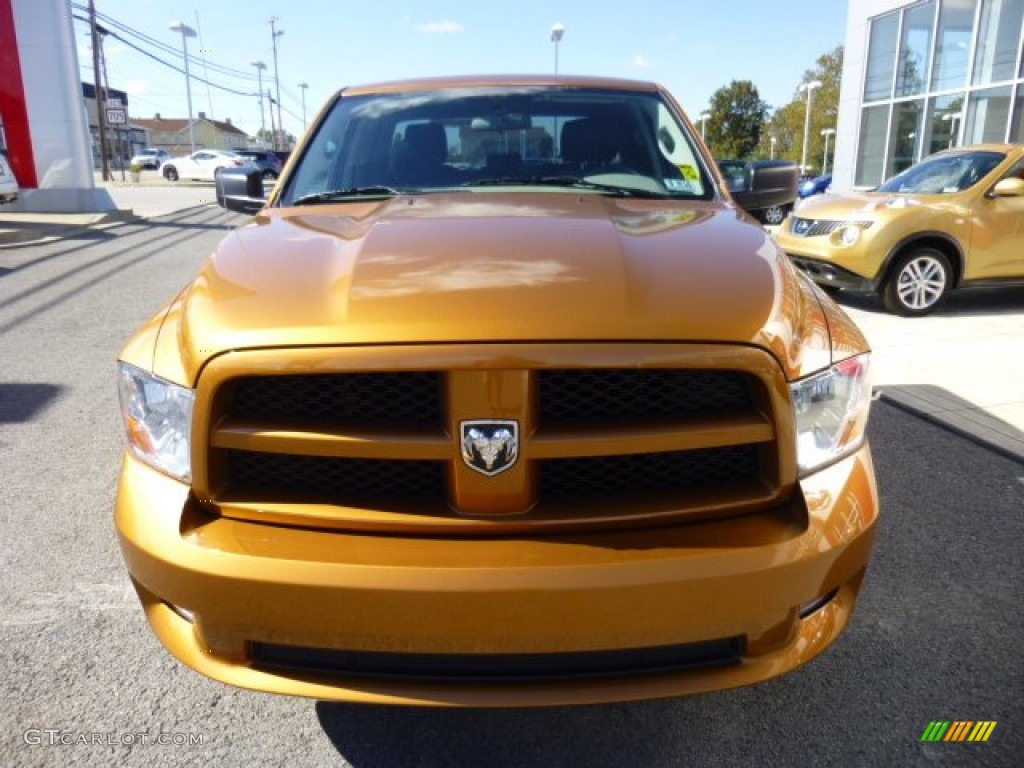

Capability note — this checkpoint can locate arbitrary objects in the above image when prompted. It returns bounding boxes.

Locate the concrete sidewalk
[0,173,221,246]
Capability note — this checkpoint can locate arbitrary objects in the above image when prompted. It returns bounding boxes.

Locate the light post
[169,20,197,154]
[698,112,710,142]
[269,17,284,150]
[550,23,564,74]
[769,135,777,160]
[251,61,267,145]
[798,80,822,175]
[299,82,308,131]
[821,128,835,175]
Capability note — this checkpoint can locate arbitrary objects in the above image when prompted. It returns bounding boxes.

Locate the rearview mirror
[215,168,265,214]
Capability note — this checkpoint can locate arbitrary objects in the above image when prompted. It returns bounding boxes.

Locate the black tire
[881,248,952,316]
[819,284,842,297]
[163,165,179,182]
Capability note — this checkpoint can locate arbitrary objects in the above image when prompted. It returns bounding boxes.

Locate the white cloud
[631,54,651,69]
[123,79,148,96]
[419,20,464,34]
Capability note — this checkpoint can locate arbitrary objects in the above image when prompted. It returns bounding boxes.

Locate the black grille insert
[224,450,447,506]
[228,372,443,429]
[539,369,754,428]
[251,637,743,682]
[540,445,761,501]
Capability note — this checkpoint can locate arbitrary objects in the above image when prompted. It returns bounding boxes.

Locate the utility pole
[89,0,110,181]
[267,88,277,150]
[299,82,308,131]
[251,61,267,145]
[269,17,284,150]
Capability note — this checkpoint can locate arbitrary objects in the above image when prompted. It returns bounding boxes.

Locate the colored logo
[920,721,996,742]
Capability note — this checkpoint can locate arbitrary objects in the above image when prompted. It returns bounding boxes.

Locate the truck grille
[203,356,783,531]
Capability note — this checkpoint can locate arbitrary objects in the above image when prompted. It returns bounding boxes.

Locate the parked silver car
[0,152,19,204]
[130,148,171,170]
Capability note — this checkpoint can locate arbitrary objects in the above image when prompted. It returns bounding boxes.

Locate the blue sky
[74,1,850,139]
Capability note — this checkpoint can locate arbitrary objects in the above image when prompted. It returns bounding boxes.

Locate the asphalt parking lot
[0,205,1021,767]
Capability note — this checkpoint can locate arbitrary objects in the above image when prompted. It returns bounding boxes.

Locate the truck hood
[166,193,835,381]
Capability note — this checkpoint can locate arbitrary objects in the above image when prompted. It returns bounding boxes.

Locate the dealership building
[833,0,1024,191]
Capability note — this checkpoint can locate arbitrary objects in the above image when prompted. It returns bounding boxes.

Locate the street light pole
[698,112,710,142]
[299,82,308,131]
[169,21,197,154]
[550,23,564,74]
[269,17,284,150]
[798,80,822,175]
[769,135,777,160]
[251,61,267,145]
[821,128,835,175]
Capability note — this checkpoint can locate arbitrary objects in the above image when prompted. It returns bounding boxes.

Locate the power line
[71,13,260,98]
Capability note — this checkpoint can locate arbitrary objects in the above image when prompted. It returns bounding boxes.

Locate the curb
[0,209,142,248]
[877,386,1024,465]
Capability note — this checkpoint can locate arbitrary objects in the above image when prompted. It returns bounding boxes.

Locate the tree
[766,46,843,171]
[704,80,769,159]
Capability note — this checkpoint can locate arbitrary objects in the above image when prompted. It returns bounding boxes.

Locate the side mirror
[215,168,265,214]
[990,177,1024,198]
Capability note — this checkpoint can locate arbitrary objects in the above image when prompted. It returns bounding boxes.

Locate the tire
[881,248,952,316]
[819,285,842,297]
[762,204,789,226]
[163,165,179,182]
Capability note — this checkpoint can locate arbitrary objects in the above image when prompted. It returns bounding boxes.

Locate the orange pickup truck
[116,75,878,707]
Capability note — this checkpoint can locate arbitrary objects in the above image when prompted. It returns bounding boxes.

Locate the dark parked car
[231,149,283,180]
[718,159,799,225]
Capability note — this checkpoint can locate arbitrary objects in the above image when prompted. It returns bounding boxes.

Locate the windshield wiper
[463,176,669,198]
[292,187,400,205]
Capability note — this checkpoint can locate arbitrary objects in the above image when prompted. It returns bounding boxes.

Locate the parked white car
[159,150,249,182]
[130,148,170,170]
[0,152,19,204]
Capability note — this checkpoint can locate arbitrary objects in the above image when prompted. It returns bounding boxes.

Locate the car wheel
[762,204,789,226]
[163,166,179,182]
[261,169,277,181]
[881,248,952,316]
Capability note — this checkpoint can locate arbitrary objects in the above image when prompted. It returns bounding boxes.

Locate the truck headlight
[117,363,194,482]
[791,354,871,475]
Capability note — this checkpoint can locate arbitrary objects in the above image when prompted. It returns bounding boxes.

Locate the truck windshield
[282,85,714,204]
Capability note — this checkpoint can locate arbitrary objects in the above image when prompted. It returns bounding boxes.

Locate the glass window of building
[856,105,891,186]
[931,0,977,91]
[965,84,1013,141]
[972,0,1024,85]
[889,100,925,175]
[865,13,901,100]
[927,93,967,153]
[896,1,937,96]
[1012,84,1024,140]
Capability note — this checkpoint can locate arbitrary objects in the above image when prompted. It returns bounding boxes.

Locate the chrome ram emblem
[460,420,519,476]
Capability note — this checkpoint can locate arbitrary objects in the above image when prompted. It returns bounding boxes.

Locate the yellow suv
[776,144,1024,315]
[116,76,878,707]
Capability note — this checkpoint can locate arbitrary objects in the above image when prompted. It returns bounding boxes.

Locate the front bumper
[117,445,878,707]
[788,256,878,292]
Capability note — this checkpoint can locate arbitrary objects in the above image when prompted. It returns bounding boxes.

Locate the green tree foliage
[765,46,843,171]
[704,80,769,159]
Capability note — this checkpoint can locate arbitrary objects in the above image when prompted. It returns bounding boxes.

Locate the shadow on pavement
[313,402,1024,767]
[834,285,1024,317]
[0,382,63,423]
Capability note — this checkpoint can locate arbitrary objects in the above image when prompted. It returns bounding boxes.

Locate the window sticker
[678,164,699,181]
[665,178,693,192]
